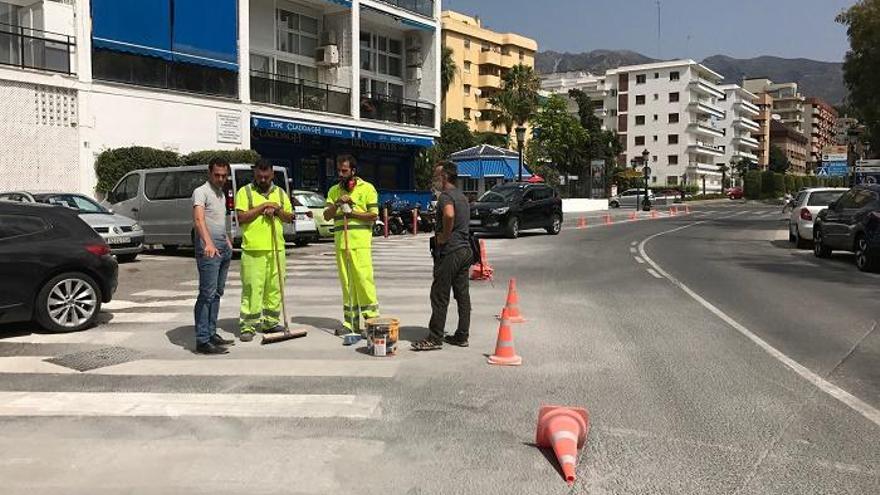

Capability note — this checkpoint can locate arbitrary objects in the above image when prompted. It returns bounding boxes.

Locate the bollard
[412,208,419,235]
[383,208,389,238]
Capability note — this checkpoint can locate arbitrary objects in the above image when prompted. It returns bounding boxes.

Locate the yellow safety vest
[234,183,292,251]
[325,178,379,250]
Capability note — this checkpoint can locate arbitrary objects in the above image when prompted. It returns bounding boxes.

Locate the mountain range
[536,50,846,105]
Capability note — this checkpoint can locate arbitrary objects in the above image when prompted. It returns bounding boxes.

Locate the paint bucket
[366,317,399,356]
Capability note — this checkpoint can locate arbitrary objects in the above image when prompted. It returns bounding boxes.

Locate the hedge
[771,173,786,198]
[784,175,795,193]
[744,170,762,199]
[761,170,775,198]
[95,146,261,193]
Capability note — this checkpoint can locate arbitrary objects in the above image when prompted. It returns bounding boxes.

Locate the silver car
[609,188,655,209]
[787,187,848,248]
[0,191,144,262]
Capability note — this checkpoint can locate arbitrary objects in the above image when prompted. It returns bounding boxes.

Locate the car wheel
[389,221,404,235]
[855,235,878,272]
[373,223,384,237]
[35,272,103,333]
[163,244,179,253]
[546,214,562,235]
[293,238,309,247]
[505,216,520,239]
[609,201,620,209]
[813,229,832,258]
[116,253,138,263]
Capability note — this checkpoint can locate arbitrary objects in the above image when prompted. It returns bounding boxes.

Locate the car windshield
[41,194,109,214]
[295,192,326,208]
[807,191,845,206]
[479,186,520,202]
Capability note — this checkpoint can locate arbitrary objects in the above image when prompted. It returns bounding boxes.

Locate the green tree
[568,88,623,195]
[440,46,458,99]
[414,120,475,190]
[473,132,508,147]
[768,145,791,173]
[487,90,516,145]
[182,149,260,166]
[837,0,880,155]
[527,94,588,183]
[487,64,540,145]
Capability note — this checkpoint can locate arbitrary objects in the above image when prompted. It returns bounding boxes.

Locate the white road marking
[132,289,193,298]
[634,256,645,264]
[638,222,880,428]
[105,299,197,310]
[89,359,399,378]
[0,392,382,419]
[0,357,77,374]
[0,332,133,346]
[631,241,638,246]
[103,312,181,324]
[629,247,637,254]
[646,268,663,279]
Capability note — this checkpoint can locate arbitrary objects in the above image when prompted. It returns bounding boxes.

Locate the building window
[667,176,678,185]
[464,84,471,95]
[653,155,658,162]
[464,61,471,73]
[654,72,659,79]
[670,71,680,81]
[360,31,403,78]
[278,10,319,58]
[635,115,645,126]
[668,134,679,144]
[636,95,645,105]
[653,135,658,142]
[464,108,471,119]
[519,50,524,61]
[669,155,678,165]
[360,78,403,99]
[654,94,659,100]
[636,74,646,84]
[652,176,658,183]
[668,113,679,123]
[464,38,470,49]
[653,114,658,122]
[635,136,645,146]
[669,92,679,103]
[93,49,238,97]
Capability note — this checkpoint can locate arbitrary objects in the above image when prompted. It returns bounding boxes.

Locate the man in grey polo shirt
[192,157,235,354]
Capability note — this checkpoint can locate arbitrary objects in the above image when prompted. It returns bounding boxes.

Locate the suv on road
[0,201,118,332]
[470,182,563,239]
[812,184,880,272]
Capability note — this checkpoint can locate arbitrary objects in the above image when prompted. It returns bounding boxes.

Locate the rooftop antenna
[656,0,661,58]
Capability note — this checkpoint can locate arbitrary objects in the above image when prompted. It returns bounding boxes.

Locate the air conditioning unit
[320,30,337,46]
[315,45,340,66]
[406,66,423,81]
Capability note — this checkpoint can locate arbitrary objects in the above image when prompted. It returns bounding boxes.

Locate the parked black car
[470,183,563,239]
[812,184,880,272]
[0,202,118,332]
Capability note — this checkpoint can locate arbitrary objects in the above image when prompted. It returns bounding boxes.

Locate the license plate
[106,236,128,245]
[296,214,308,221]
[469,219,482,226]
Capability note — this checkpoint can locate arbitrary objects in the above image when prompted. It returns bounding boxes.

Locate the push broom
[261,210,308,345]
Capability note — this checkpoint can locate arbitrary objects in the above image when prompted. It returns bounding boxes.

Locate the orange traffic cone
[650,209,658,219]
[497,278,525,323]
[576,217,588,229]
[488,307,522,366]
[536,406,590,486]
[669,207,677,216]
[628,211,637,221]
[685,204,691,214]
[604,213,612,225]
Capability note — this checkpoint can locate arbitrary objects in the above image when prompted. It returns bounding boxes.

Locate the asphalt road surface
[0,201,877,494]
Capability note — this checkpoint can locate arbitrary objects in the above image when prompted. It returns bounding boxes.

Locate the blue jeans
[194,236,232,345]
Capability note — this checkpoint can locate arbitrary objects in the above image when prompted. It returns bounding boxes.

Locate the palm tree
[488,90,515,145]
[502,64,541,127]
[440,46,457,99]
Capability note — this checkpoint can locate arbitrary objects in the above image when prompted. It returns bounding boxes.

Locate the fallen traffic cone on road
[487,307,522,366]
[536,405,590,486]
[496,278,525,323]
[604,213,612,225]
[576,217,588,229]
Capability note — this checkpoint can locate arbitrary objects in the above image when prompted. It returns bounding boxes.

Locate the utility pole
[656,0,662,59]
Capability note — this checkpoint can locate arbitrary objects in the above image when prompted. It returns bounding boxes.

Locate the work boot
[263,325,286,334]
[444,334,469,347]
[211,334,235,346]
[240,331,255,343]
[195,342,229,355]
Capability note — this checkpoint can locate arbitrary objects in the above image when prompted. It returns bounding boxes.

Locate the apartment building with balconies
[803,97,838,172]
[751,92,773,168]
[742,78,806,134]
[0,0,441,195]
[718,85,760,178]
[599,60,727,192]
[440,10,536,137]
[539,70,614,129]
[770,119,808,174]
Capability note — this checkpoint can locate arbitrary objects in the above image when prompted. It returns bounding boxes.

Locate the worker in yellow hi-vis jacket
[323,154,380,336]
[235,160,294,342]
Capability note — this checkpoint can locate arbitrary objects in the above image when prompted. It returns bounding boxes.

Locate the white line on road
[0,392,382,419]
[634,256,645,264]
[631,241,638,246]
[0,332,133,346]
[646,268,663,278]
[629,247,637,254]
[638,222,880,428]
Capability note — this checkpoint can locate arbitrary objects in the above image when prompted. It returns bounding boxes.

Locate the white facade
[717,84,760,185]
[0,0,441,196]
[539,71,612,128]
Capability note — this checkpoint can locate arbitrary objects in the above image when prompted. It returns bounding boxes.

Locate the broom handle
[344,213,360,333]
[270,213,289,329]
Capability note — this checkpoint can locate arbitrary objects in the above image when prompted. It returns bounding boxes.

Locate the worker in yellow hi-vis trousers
[323,154,380,336]
[234,160,294,342]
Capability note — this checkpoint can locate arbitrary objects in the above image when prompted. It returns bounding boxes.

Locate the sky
[441,0,856,62]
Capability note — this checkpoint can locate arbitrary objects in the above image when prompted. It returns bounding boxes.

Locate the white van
[104,164,316,249]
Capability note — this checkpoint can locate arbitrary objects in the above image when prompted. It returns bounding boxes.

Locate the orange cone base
[487,353,522,366]
[495,312,526,323]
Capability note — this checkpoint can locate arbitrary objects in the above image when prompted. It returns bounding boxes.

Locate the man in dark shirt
[412,161,472,351]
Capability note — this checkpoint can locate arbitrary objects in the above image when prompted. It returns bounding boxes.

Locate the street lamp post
[701,174,707,196]
[727,157,735,190]
[642,149,651,211]
[516,126,526,182]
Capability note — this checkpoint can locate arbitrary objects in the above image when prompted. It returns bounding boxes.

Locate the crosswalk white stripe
[0,392,382,419]
[0,357,78,374]
[0,332,133,346]
[104,312,181,323]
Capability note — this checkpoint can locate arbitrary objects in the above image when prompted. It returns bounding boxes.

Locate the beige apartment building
[743,78,807,134]
[752,93,773,168]
[770,120,809,174]
[441,11,537,138]
[804,97,839,171]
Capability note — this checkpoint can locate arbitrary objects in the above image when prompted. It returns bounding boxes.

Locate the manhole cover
[46,346,147,372]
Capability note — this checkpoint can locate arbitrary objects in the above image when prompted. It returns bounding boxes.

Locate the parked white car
[788,187,849,248]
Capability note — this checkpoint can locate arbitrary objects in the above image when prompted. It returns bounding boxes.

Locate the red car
[726,187,744,200]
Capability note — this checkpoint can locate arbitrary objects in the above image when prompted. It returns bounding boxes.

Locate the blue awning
[454,159,531,179]
[91,0,172,60]
[251,115,435,148]
[172,0,238,69]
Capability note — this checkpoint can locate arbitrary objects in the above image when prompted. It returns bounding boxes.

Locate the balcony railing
[376,0,434,17]
[250,70,351,116]
[0,22,75,75]
[361,93,435,127]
